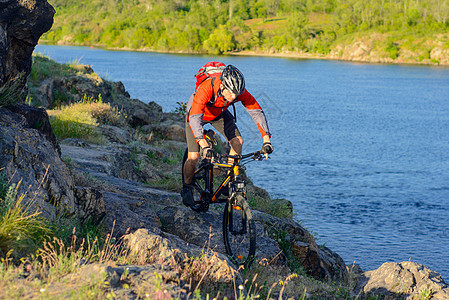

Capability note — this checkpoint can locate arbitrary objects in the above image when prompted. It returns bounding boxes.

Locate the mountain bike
[181,130,266,268]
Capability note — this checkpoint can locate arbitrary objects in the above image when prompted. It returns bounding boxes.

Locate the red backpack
[194,61,225,90]
[193,61,237,121]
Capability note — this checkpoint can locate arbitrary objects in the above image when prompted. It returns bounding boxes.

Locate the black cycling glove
[201,146,214,159]
[261,142,273,154]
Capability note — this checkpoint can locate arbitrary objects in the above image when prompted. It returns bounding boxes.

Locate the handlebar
[216,151,264,162]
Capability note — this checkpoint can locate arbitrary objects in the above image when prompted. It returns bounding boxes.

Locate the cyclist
[182,64,273,207]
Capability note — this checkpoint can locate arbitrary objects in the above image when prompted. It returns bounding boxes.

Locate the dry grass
[47,94,127,144]
[0,217,355,299]
[240,258,353,299]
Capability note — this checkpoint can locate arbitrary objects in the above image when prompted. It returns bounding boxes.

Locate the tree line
[43,0,449,56]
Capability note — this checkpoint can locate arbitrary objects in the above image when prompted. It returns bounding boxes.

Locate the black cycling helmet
[220,65,245,95]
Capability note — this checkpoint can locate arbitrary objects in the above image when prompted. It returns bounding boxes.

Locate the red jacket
[187,77,271,142]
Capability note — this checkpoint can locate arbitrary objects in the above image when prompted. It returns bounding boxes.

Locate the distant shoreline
[38,41,449,67]
[230,50,449,67]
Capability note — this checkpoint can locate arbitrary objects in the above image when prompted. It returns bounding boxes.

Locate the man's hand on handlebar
[200,146,214,161]
[261,135,273,159]
[199,137,214,161]
[261,142,273,159]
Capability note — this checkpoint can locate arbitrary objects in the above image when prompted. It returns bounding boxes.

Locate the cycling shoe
[181,185,194,207]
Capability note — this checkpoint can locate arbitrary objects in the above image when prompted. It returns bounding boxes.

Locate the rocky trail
[60,140,308,273]
[57,139,325,298]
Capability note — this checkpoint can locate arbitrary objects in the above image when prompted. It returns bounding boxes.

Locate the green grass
[145,148,185,167]
[0,183,51,259]
[0,172,8,200]
[0,75,25,107]
[28,54,97,107]
[146,173,182,192]
[47,94,128,144]
[247,188,293,220]
[48,103,105,143]
[29,54,81,84]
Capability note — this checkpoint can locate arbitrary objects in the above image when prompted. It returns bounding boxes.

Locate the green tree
[204,25,236,54]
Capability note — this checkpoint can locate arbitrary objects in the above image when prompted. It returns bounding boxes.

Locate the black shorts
[185,110,241,152]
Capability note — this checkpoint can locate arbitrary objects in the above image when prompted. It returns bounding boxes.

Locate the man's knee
[186,152,200,164]
[230,136,243,147]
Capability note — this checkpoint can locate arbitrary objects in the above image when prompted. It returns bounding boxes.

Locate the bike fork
[228,199,248,235]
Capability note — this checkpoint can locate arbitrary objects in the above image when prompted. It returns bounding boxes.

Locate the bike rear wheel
[223,195,256,268]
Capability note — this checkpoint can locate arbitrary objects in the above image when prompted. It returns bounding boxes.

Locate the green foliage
[274,230,308,276]
[247,192,293,219]
[146,173,182,192]
[418,288,432,300]
[0,172,8,201]
[385,41,399,59]
[48,104,104,143]
[43,0,449,57]
[28,54,93,107]
[173,101,187,116]
[39,224,124,275]
[204,25,236,54]
[29,54,77,84]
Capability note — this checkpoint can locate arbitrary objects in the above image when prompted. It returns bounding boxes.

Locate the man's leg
[182,116,201,207]
[181,152,198,207]
[183,151,199,186]
[228,136,243,164]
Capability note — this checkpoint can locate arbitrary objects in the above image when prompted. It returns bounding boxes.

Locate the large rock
[155,204,348,282]
[430,43,449,65]
[5,103,60,154]
[141,119,186,142]
[354,261,449,299]
[156,205,281,263]
[0,105,75,218]
[0,105,104,221]
[252,210,349,282]
[124,228,241,287]
[0,0,55,88]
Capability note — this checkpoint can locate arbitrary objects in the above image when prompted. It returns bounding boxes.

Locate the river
[35,45,449,280]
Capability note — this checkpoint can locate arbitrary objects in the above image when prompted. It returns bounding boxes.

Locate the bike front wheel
[223,195,256,268]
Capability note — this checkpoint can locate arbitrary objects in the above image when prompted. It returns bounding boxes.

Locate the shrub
[48,104,104,143]
[203,25,236,54]
[386,40,400,59]
[173,101,187,116]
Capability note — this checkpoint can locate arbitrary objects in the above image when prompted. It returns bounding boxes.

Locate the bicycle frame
[192,151,262,204]
[186,149,264,267]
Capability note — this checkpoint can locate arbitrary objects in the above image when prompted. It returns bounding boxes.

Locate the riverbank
[230,48,449,66]
[40,35,449,67]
